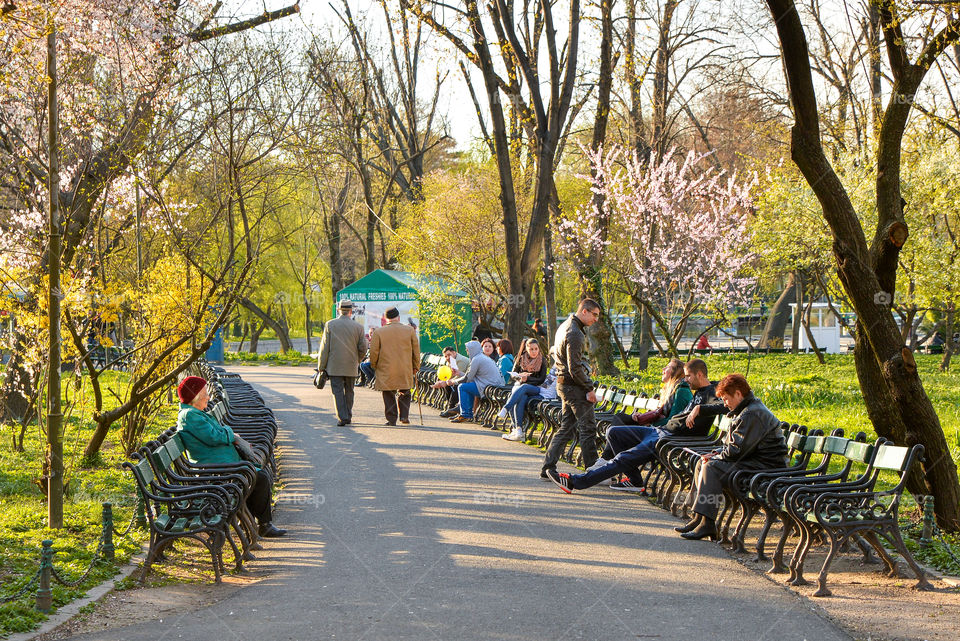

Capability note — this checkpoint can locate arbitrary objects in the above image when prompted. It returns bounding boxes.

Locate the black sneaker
[439,409,457,418]
[546,469,573,494]
[609,479,645,492]
[539,470,551,481]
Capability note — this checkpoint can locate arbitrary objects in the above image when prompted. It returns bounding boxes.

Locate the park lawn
[599,352,960,461]
[225,350,314,366]
[0,370,172,637]
[600,352,960,575]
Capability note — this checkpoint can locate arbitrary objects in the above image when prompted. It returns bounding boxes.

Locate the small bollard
[135,490,147,529]
[920,495,936,546]
[36,540,53,613]
[101,502,115,562]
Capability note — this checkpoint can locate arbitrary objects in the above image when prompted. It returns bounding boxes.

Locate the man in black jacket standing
[541,299,601,480]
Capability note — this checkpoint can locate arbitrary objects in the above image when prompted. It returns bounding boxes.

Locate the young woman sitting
[501,339,548,441]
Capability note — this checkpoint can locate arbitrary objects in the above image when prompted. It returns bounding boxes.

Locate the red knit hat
[177,376,207,404]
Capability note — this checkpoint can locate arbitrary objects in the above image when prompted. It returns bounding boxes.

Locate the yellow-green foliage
[0,371,164,636]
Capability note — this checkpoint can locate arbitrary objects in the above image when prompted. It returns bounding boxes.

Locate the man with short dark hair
[542,299,601,480]
[318,299,367,426]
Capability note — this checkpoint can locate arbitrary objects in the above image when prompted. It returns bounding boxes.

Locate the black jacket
[718,394,788,467]
[661,382,724,436]
[512,356,548,386]
[554,314,593,390]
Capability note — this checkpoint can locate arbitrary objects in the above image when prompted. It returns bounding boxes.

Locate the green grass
[0,370,168,637]
[225,350,314,366]
[599,353,960,575]
[599,353,960,458]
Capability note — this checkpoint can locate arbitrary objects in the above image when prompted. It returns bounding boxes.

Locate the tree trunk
[240,298,292,352]
[304,284,314,355]
[791,271,803,354]
[249,320,266,354]
[237,321,249,352]
[542,220,558,349]
[652,0,679,157]
[758,273,797,348]
[941,304,955,371]
[0,329,36,423]
[801,296,826,364]
[633,304,653,370]
[580,0,618,376]
[766,0,960,529]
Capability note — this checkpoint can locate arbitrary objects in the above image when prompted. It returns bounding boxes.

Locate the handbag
[233,434,258,462]
[313,368,328,390]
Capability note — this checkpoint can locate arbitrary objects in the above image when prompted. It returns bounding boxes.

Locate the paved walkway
[70,365,849,641]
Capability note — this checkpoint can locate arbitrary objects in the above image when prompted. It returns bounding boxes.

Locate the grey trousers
[541,383,599,472]
[689,458,739,520]
[329,376,356,422]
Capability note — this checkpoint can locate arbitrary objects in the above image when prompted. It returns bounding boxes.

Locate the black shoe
[546,469,573,494]
[681,518,718,541]
[539,470,552,482]
[439,409,457,418]
[259,523,287,537]
[675,514,703,533]
[383,421,396,426]
[336,420,347,426]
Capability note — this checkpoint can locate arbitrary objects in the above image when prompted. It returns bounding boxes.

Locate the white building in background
[790,302,843,353]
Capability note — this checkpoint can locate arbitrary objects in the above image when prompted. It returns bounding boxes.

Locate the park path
[67,365,849,641]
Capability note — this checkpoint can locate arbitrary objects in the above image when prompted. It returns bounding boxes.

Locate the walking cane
[417,388,424,426]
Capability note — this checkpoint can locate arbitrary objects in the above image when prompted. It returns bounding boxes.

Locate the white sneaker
[502,428,524,441]
[586,457,609,472]
[497,408,508,419]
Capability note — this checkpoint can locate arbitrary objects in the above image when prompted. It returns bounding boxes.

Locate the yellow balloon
[437,365,453,381]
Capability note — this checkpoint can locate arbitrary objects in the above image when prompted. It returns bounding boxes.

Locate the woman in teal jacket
[176,376,286,538]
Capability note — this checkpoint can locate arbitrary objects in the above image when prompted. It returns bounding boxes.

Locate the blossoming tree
[558,146,758,356]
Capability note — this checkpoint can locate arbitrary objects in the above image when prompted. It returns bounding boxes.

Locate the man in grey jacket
[318,299,367,426]
[431,340,502,422]
[542,298,601,480]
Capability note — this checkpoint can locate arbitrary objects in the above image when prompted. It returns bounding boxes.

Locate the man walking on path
[541,299,602,480]
[318,299,368,426]
[370,306,420,425]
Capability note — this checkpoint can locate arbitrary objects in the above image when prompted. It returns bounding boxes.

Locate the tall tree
[764,0,960,529]
[404,0,583,346]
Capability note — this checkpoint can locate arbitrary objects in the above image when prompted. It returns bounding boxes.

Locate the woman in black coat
[678,373,788,541]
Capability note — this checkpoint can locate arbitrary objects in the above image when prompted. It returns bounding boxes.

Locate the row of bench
[124,363,279,582]
[413,352,932,597]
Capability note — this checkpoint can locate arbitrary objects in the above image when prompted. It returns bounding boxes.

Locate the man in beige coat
[318,299,367,426]
[369,307,420,425]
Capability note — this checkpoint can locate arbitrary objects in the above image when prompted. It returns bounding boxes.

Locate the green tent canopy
[335,270,471,356]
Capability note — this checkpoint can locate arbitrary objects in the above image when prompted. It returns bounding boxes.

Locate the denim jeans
[359,361,375,385]
[570,426,663,489]
[504,383,541,428]
[457,382,481,418]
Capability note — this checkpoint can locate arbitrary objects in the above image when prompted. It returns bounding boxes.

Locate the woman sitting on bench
[678,373,787,541]
[176,376,287,538]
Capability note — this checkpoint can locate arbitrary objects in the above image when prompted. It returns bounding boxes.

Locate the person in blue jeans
[430,340,502,422]
[501,339,548,441]
[548,358,724,494]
